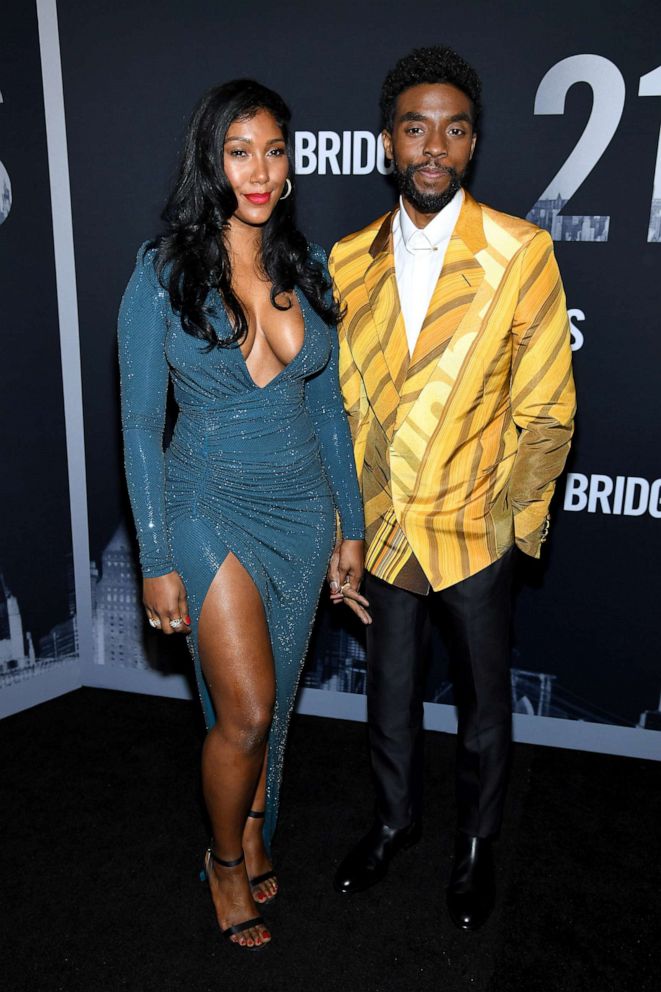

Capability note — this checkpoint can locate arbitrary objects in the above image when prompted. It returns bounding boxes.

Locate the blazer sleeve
[509,230,577,557]
[117,244,175,577]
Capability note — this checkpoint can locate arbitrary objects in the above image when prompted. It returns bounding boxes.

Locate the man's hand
[143,571,191,635]
[327,539,371,625]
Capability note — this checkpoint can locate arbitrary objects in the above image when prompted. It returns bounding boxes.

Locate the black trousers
[364,549,514,839]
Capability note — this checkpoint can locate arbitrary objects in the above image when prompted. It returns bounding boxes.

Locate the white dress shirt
[392,189,464,355]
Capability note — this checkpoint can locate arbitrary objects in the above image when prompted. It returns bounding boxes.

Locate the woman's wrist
[142,563,176,580]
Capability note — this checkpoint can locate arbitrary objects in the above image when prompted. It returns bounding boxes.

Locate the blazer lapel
[395,193,488,431]
[363,211,410,395]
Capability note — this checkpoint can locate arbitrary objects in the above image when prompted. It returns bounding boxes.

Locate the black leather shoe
[333,819,421,895]
[446,833,495,931]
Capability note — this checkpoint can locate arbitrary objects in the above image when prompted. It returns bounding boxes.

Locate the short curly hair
[380,46,482,133]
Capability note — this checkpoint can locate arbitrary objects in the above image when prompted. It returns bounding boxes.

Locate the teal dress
[118,244,363,848]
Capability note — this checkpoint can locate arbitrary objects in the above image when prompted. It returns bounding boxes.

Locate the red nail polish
[184,615,191,625]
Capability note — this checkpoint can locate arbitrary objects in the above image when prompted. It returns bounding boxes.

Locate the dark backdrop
[54,0,661,731]
[0,0,73,648]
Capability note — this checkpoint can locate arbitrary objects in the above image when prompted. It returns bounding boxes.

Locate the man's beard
[392,157,465,215]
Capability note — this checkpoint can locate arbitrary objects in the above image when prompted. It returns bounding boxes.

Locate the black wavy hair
[152,79,340,348]
[380,46,482,133]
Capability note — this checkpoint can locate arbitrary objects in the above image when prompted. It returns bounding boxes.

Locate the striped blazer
[329,192,576,593]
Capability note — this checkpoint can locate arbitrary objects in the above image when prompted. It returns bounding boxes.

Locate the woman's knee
[217,699,275,753]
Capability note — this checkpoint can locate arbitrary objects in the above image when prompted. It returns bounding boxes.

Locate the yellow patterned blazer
[328,192,576,593]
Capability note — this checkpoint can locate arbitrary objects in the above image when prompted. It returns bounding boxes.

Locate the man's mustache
[408,161,458,177]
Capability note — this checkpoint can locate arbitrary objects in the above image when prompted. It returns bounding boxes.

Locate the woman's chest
[237,279,305,369]
[164,292,331,392]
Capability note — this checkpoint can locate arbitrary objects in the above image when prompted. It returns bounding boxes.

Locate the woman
[118,80,369,951]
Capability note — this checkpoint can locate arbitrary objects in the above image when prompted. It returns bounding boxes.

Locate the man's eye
[405,127,423,135]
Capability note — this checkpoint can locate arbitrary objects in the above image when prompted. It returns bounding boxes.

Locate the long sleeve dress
[118,243,364,848]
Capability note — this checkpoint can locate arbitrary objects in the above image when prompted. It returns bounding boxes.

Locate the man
[328,46,576,931]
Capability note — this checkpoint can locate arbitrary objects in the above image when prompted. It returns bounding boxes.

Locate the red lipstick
[245,192,271,204]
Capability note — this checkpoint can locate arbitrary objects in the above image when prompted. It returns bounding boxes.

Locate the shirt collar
[395,188,464,255]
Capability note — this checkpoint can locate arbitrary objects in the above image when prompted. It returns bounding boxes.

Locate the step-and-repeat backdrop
[2,0,660,758]
[0,1,81,717]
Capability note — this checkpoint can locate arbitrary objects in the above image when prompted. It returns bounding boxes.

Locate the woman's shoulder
[306,241,328,267]
[120,240,167,316]
[134,239,159,275]
[127,240,167,294]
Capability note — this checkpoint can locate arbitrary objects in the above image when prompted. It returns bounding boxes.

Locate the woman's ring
[148,617,161,629]
[169,617,183,629]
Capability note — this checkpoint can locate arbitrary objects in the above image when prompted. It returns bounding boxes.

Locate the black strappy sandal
[246,810,278,905]
[203,847,270,951]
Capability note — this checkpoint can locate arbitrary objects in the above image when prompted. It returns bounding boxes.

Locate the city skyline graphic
[0,567,76,689]
[527,195,661,244]
[527,195,609,242]
[2,522,660,736]
[303,612,657,727]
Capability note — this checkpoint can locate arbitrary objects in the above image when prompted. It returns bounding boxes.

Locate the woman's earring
[280,178,292,201]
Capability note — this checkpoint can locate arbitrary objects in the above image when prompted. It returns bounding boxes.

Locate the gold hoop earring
[280,178,292,201]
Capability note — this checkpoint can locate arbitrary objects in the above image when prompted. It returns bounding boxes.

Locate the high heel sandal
[202,847,270,951]
[246,810,278,905]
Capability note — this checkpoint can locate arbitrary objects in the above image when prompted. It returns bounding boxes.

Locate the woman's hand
[327,539,371,625]
[143,571,191,635]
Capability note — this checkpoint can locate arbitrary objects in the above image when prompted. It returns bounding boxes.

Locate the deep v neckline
[237,287,308,391]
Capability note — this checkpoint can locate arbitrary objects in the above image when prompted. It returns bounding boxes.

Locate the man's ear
[470,132,477,160]
[381,130,393,162]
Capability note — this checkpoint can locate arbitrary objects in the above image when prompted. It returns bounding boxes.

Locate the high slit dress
[118,243,364,849]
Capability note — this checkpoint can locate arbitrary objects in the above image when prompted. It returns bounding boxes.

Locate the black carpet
[1,688,660,992]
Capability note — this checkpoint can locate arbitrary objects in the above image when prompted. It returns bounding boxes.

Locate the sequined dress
[118,244,363,848]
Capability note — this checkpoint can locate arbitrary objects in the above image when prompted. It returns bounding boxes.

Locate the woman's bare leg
[242,751,278,904]
[198,553,275,947]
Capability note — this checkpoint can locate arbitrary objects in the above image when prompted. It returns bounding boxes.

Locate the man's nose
[424,128,447,158]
